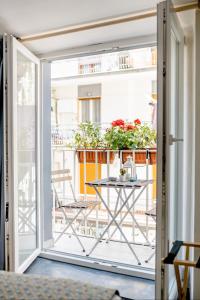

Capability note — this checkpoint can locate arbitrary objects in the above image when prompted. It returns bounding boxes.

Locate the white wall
[181,9,200,299]
[101,72,155,124]
[53,70,156,127]
[182,27,195,249]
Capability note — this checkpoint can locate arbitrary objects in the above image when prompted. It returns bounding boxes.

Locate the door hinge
[5,235,10,271]
[6,254,10,271]
[5,202,9,222]
[6,233,9,242]
[5,80,8,91]
[161,264,165,280]
[4,38,8,53]
[163,8,166,24]
[161,264,165,299]
[163,66,166,77]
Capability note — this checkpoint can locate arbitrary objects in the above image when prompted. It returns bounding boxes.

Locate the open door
[4,35,41,273]
[156,1,184,299]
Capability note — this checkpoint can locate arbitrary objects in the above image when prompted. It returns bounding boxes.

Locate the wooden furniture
[163,241,200,300]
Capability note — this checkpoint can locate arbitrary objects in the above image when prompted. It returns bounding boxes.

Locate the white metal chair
[52,169,100,252]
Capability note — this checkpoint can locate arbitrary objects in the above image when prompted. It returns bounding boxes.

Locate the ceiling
[0,0,196,55]
[0,0,161,36]
[24,17,157,56]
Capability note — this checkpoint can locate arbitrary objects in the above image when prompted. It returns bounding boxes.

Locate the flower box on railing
[122,149,157,165]
[77,149,115,164]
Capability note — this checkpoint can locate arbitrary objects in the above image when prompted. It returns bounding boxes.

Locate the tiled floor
[26,257,155,299]
[50,233,155,269]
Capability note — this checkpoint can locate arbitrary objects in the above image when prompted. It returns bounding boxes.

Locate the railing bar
[107,150,110,239]
[63,150,66,201]
[84,150,86,200]
[52,149,56,235]
[95,150,99,238]
[120,150,123,169]
[120,150,123,241]
[73,151,76,199]
[132,149,135,243]
[146,152,149,242]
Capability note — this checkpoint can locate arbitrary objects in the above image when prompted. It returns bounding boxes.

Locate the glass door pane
[17,51,37,266]
[168,26,181,294]
[5,36,40,272]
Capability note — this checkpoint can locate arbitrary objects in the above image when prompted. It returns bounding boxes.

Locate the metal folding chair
[145,207,156,263]
[52,169,100,252]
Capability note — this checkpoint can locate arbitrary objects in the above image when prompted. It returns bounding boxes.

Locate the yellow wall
[80,163,101,195]
[152,164,157,201]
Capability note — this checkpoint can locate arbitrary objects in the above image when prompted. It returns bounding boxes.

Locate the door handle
[169,134,183,145]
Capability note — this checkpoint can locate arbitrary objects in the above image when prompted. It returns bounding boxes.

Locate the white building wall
[53,70,156,127]
[101,71,155,125]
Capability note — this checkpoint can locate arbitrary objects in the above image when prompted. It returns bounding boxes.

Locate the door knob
[169,134,183,145]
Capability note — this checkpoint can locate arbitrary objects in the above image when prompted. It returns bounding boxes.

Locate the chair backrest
[51,169,72,183]
[51,169,72,207]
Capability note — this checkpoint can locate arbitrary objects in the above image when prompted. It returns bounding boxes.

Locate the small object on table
[119,175,127,182]
[119,168,127,182]
[130,176,137,182]
[108,176,117,181]
[123,155,137,179]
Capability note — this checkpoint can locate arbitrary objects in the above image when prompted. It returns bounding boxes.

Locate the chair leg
[77,205,98,234]
[55,208,86,252]
[145,250,155,263]
[69,223,86,252]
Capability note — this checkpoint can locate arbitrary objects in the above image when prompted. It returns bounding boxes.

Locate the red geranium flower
[134,119,141,125]
[125,124,135,131]
[119,124,125,129]
[112,119,125,127]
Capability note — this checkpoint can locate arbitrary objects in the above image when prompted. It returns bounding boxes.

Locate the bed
[0,271,121,300]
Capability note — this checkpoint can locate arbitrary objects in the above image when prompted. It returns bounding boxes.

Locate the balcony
[49,47,157,275]
[48,147,156,274]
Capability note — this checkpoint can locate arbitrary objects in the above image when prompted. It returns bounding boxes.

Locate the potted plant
[119,168,127,182]
[104,119,156,164]
[73,122,115,164]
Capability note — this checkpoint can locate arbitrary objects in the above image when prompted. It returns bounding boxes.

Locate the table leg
[87,187,142,265]
[107,185,148,243]
[123,189,151,245]
[106,188,121,243]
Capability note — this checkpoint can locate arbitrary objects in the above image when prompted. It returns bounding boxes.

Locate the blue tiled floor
[26,257,155,300]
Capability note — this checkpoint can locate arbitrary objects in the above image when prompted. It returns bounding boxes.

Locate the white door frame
[40,42,157,280]
[156,1,184,299]
[4,34,41,273]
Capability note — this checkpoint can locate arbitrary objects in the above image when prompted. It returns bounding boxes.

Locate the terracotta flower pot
[122,149,157,165]
[77,149,115,164]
